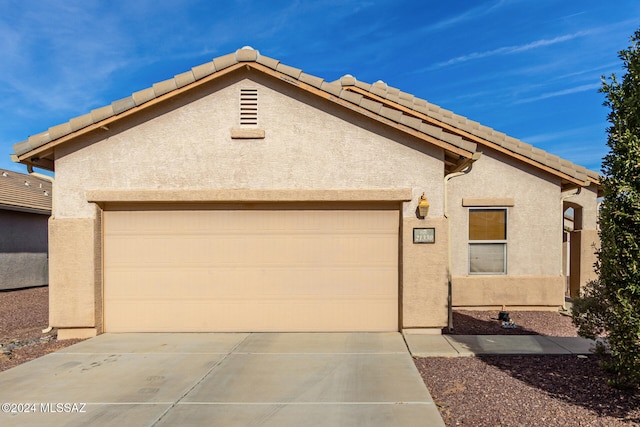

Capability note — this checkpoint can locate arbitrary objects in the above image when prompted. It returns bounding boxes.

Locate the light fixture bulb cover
[418,194,430,218]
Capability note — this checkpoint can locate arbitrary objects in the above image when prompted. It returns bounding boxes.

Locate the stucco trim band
[86,188,413,203]
[451,275,565,307]
[57,328,98,340]
[462,197,515,207]
[230,128,266,139]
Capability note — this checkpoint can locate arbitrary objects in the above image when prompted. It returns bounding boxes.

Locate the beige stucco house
[11,48,600,339]
[0,168,51,290]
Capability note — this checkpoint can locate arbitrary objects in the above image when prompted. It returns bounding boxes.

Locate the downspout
[444,152,481,332]
[560,186,581,309]
[26,165,54,183]
[26,165,56,334]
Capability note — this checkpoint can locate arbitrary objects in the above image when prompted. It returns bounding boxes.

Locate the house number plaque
[413,228,435,244]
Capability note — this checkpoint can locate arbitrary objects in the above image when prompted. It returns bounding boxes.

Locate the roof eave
[14,60,476,168]
[344,86,591,188]
[14,62,252,168]
[0,203,51,215]
[12,47,593,187]
[248,62,476,160]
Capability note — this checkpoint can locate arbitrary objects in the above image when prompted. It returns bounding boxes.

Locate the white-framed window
[468,208,507,274]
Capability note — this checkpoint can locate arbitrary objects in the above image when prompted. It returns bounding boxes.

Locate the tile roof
[12,47,599,186]
[0,169,52,214]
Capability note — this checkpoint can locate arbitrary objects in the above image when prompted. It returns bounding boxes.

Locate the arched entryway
[563,200,598,299]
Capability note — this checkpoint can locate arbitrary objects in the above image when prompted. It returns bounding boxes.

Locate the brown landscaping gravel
[417,356,640,426]
[447,309,580,336]
[0,286,84,373]
[418,310,639,426]
[0,339,84,372]
[1,288,638,425]
[0,286,50,344]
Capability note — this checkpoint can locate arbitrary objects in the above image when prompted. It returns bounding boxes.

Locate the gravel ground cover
[447,309,580,336]
[417,355,639,426]
[1,288,638,425]
[0,287,83,372]
[418,309,639,426]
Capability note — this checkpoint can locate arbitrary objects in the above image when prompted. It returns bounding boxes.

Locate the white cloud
[522,125,604,145]
[522,124,608,170]
[0,3,135,116]
[426,31,592,71]
[544,143,607,171]
[423,0,511,32]
[514,82,601,104]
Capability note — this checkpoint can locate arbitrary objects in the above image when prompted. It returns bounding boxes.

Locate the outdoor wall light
[417,193,430,219]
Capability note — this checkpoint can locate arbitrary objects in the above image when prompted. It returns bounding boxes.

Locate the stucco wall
[448,147,566,308]
[53,71,444,220]
[46,68,591,333]
[565,183,599,297]
[0,209,49,290]
[569,229,599,297]
[48,216,98,327]
[452,276,565,308]
[50,69,448,334]
[402,217,449,330]
[564,183,599,230]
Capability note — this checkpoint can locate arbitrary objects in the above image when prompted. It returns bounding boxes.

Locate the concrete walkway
[405,334,597,357]
[0,333,443,427]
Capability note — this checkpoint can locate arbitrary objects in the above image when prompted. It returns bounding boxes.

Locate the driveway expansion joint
[150,333,252,426]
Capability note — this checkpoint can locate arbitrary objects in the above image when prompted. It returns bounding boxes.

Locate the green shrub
[571,29,640,390]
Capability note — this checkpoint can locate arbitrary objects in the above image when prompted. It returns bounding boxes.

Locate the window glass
[469,243,506,273]
[468,208,507,274]
[469,209,506,240]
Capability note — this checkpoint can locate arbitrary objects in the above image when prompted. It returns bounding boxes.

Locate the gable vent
[240,88,258,126]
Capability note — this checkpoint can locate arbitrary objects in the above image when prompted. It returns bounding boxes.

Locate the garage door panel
[105,299,398,332]
[107,234,397,267]
[106,267,398,299]
[106,209,396,233]
[104,208,399,332]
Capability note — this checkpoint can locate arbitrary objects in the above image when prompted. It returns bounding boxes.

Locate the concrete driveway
[0,333,443,426]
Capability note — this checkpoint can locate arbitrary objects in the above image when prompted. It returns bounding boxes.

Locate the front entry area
[103,204,400,332]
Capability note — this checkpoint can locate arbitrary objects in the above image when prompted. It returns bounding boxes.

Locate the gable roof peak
[340,74,357,86]
[235,46,259,62]
[10,48,599,187]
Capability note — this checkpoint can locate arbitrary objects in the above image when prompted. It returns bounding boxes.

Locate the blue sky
[1,0,639,175]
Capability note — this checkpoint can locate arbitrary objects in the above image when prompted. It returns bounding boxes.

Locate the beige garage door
[103,204,399,332]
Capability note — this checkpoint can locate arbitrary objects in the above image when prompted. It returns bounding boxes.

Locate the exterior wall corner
[48,215,100,329]
[401,216,449,329]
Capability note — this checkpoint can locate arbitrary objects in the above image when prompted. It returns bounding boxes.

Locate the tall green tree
[572,29,640,390]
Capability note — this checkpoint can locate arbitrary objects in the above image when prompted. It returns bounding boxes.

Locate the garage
[103,203,400,332]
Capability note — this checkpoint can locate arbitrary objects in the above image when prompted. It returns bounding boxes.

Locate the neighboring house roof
[0,169,52,215]
[11,47,599,189]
